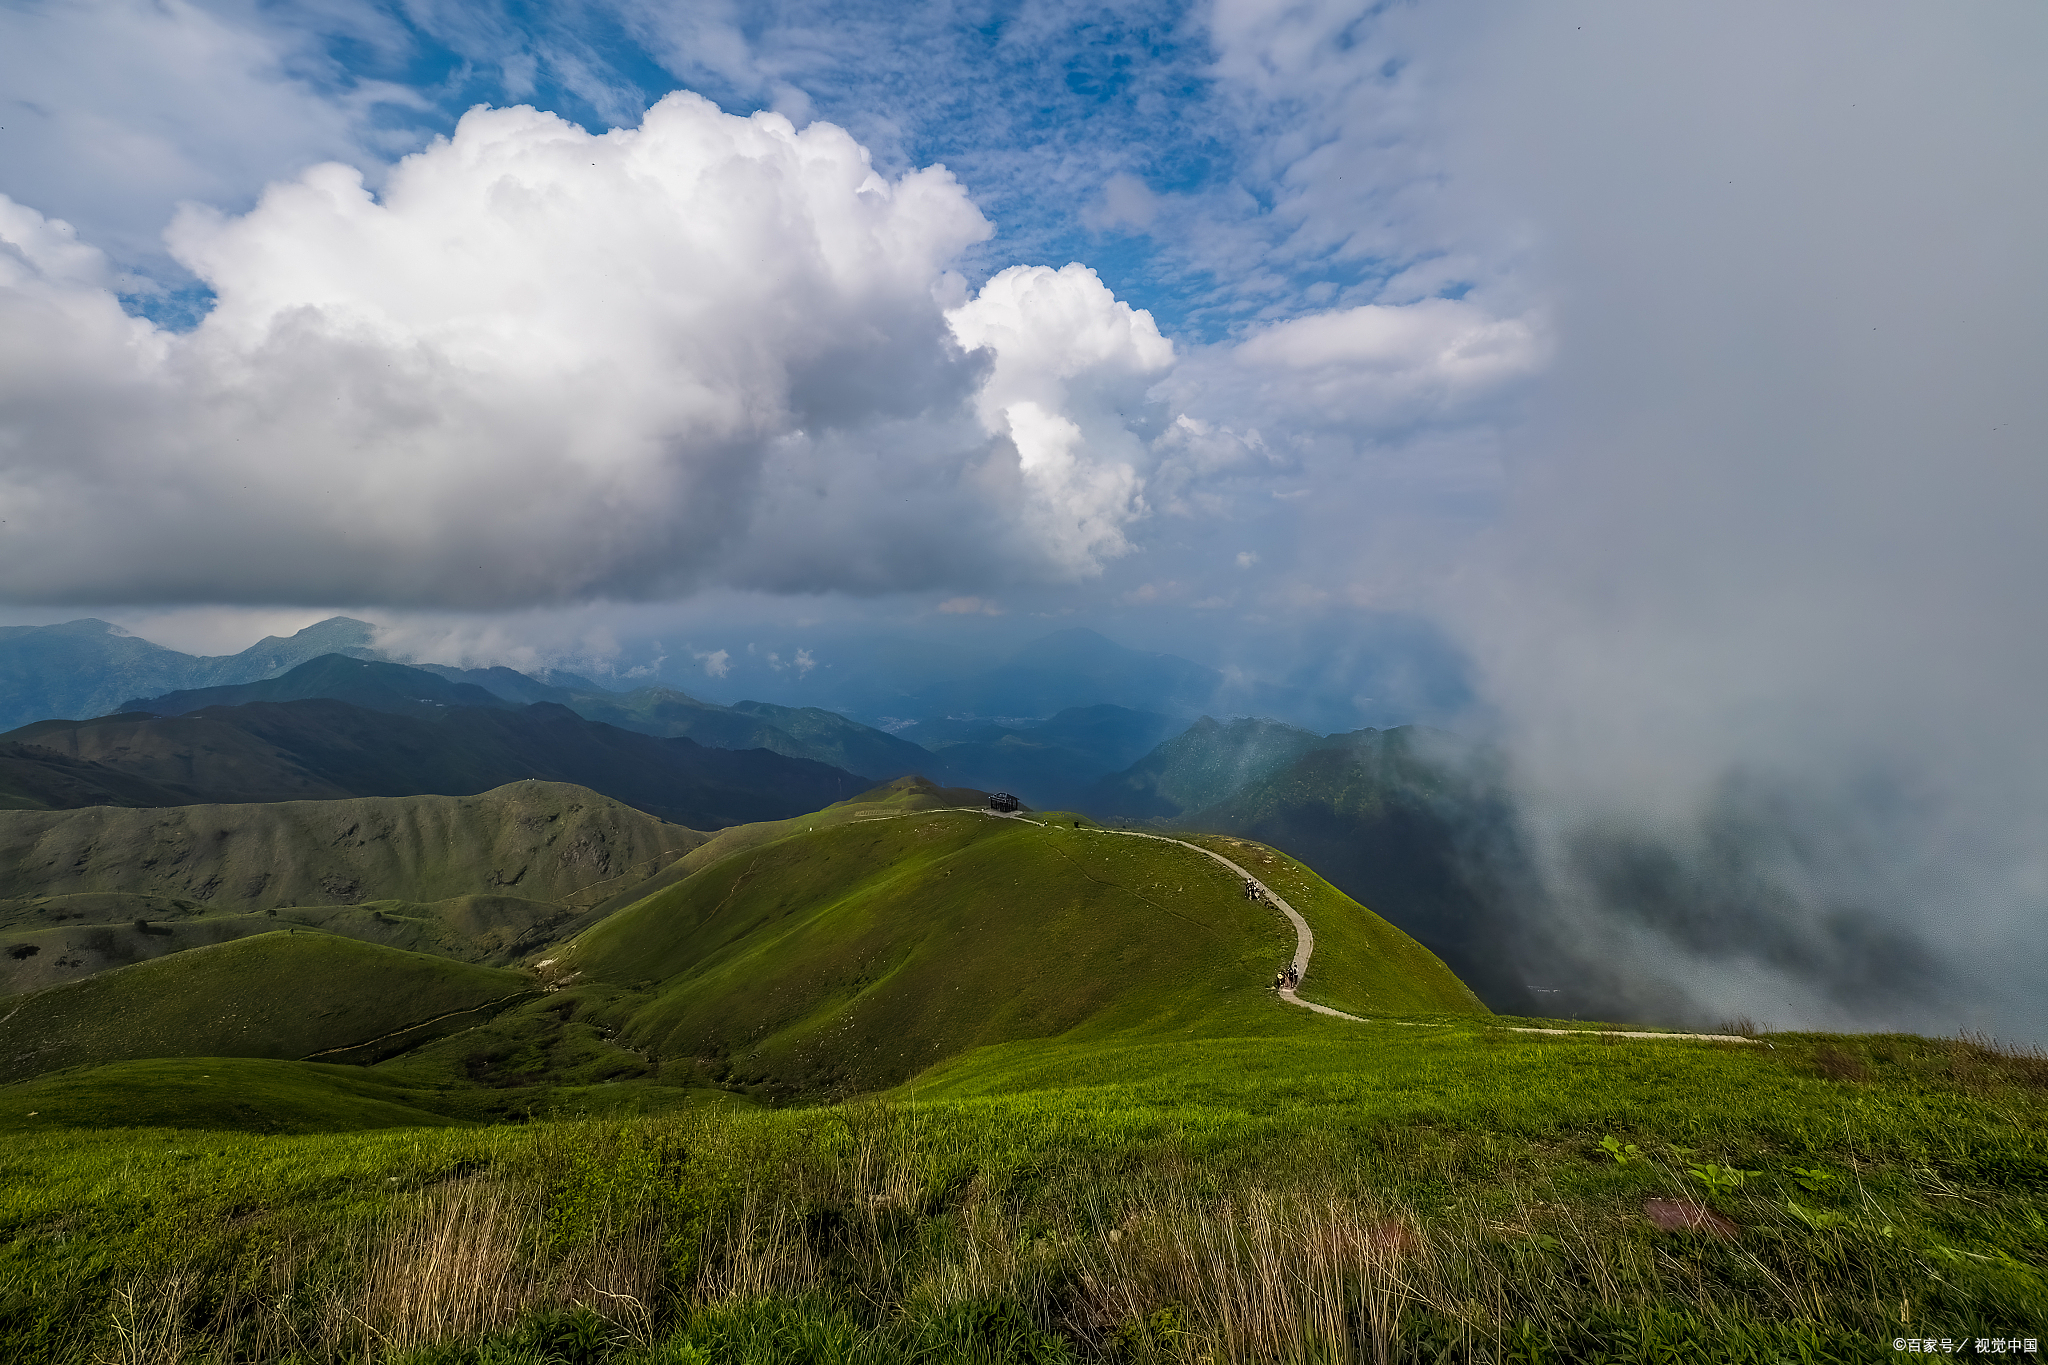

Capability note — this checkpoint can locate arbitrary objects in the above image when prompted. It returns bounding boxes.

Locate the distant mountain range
[413,665,935,780]
[3,693,870,828]
[0,616,1302,733]
[120,654,514,721]
[0,616,381,732]
[0,616,1327,809]
[115,654,932,782]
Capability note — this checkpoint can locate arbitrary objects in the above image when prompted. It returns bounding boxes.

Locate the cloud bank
[1417,1,2048,1038]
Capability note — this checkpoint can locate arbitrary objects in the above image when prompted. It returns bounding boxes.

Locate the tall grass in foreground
[33,1089,2039,1365]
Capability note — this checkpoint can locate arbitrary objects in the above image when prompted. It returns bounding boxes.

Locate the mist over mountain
[1084,717,1325,821]
[918,704,1184,811]
[1117,719,1973,1032]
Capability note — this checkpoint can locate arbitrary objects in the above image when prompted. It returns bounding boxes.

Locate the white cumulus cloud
[1186,298,1545,435]
[947,263,1175,575]
[0,95,1175,608]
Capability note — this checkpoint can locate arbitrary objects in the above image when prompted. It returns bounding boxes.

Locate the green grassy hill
[0,892,631,995]
[0,781,696,914]
[0,783,702,993]
[0,933,531,1083]
[0,1057,472,1134]
[0,774,1483,1105]
[551,802,1482,1101]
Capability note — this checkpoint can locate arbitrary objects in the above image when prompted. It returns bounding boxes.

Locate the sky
[2,0,2044,1038]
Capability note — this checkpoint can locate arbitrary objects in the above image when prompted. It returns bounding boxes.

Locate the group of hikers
[1246,877,1301,990]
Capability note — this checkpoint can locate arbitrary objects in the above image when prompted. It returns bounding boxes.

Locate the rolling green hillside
[0,933,531,1083]
[0,892,657,996]
[565,773,993,911]
[0,773,1482,1105]
[0,781,695,912]
[1,785,2036,1362]
[553,803,1482,1101]
[0,783,701,993]
[0,1057,472,1134]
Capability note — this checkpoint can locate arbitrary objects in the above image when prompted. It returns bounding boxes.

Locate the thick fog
[1418,3,2048,1039]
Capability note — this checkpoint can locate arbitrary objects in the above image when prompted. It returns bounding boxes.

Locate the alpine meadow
[1,2,2044,1363]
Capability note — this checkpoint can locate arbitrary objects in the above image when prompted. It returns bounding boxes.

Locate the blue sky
[2,1,2046,1033]
[72,1,1452,341]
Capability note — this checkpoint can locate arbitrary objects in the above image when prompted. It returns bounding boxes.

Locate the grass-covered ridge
[0,781,702,993]
[552,802,1480,1101]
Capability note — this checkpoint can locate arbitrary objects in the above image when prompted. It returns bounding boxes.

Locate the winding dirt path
[966,809,1337,1009]
[965,807,1758,1043]
[1088,826,1366,1021]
